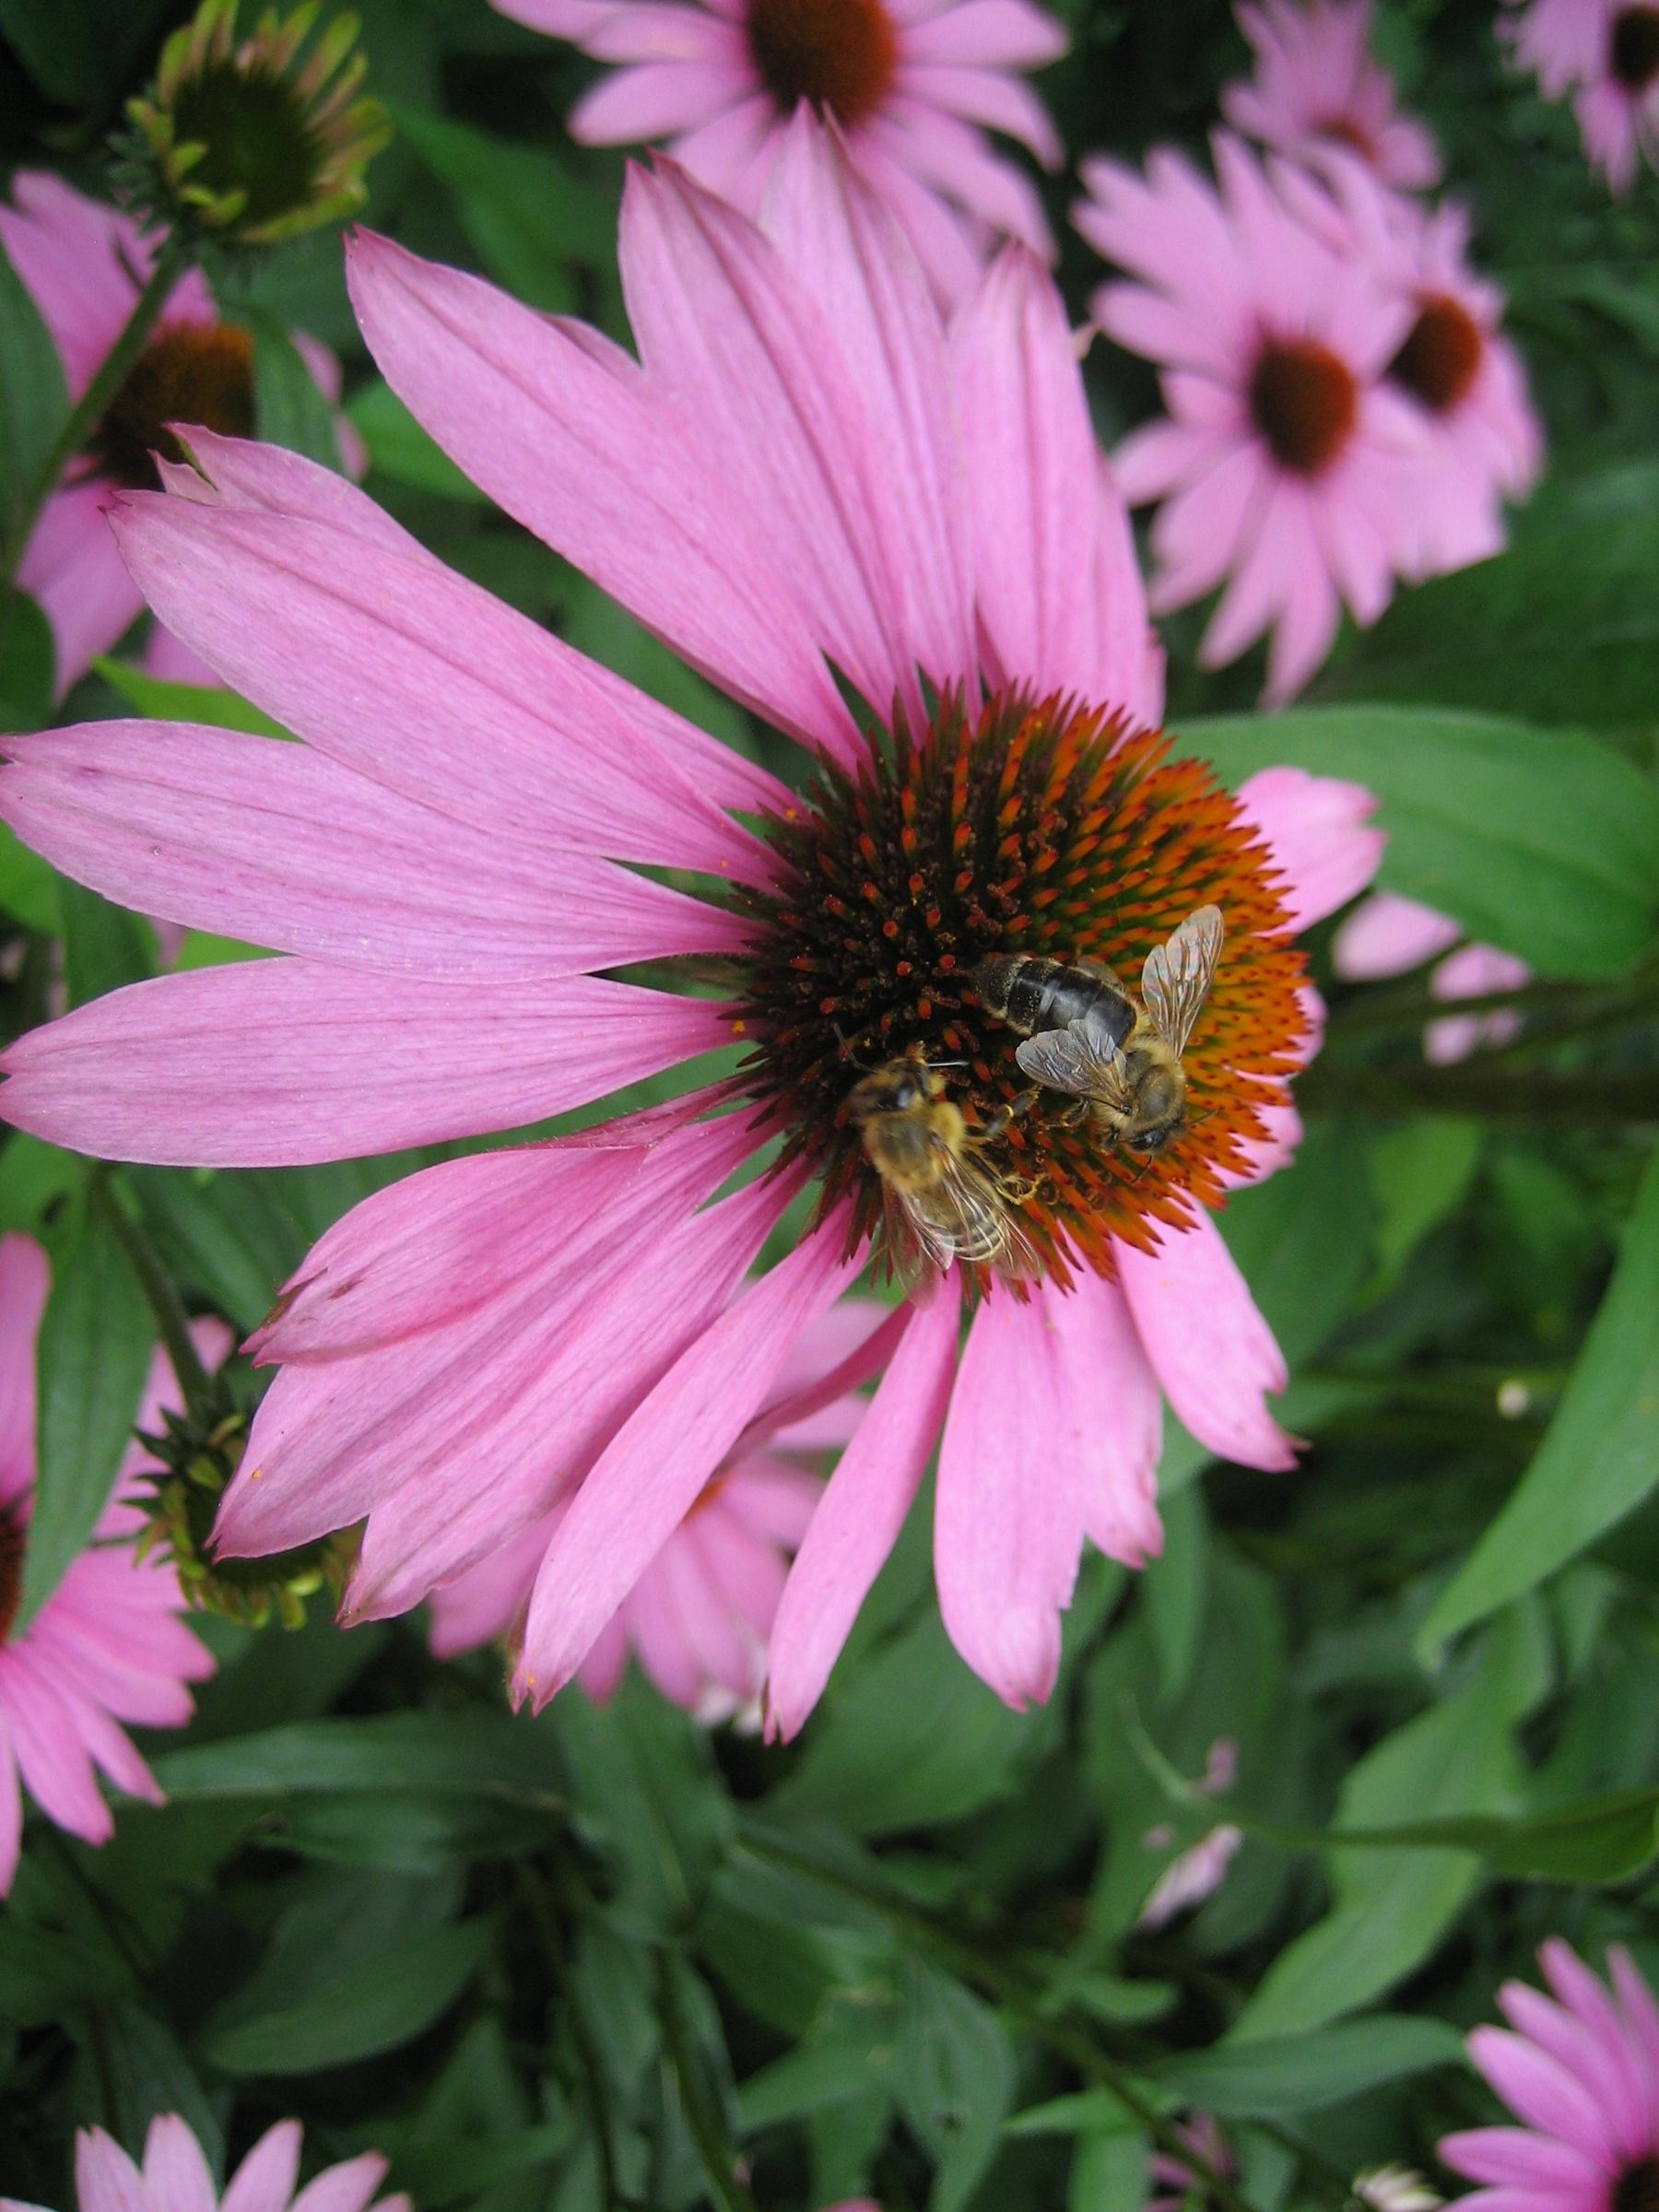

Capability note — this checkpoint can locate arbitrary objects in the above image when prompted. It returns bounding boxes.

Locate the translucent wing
[1016,1010,1135,1114]
[880,1183,947,1303]
[1141,905,1223,1055]
[931,1153,1041,1285]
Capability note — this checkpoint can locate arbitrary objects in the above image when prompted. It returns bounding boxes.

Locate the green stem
[96,1172,212,1418]
[656,1951,760,2212]
[3,230,193,578]
[737,1826,1291,2212]
[1300,1061,1659,1124]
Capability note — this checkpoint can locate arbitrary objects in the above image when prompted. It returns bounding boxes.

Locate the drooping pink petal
[0,1234,47,1503]
[1465,2027,1613,2163]
[1039,1270,1164,1567]
[72,2129,153,2212]
[1,961,731,1166]
[18,482,143,700]
[1332,888,1463,979]
[1233,765,1383,930]
[0,1726,21,1899]
[766,1283,959,1736]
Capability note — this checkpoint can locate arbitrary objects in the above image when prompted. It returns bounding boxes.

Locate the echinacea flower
[0,171,357,699]
[0,123,1382,1724]
[490,0,1066,301]
[122,0,391,247]
[1148,2116,1234,2212]
[1275,153,1542,577]
[1138,1737,1243,1930]
[1503,0,1659,194]
[1334,889,1530,1062]
[430,1298,877,1726]
[0,1233,216,1893]
[0,2111,408,2212]
[1221,0,1441,187]
[1074,133,1427,704]
[1441,1938,1659,2212]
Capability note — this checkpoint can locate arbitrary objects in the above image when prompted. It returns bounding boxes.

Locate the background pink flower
[1222,0,1441,186]
[0,2112,408,2212]
[1441,1939,1659,2212]
[0,171,357,698]
[0,1233,216,1893]
[1148,2115,1234,2212]
[1075,133,1427,704]
[0,127,1380,1732]
[1334,889,1531,1062]
[1505,0,1659,192]
[429,1296,878,1725]
[489,0,1066,300]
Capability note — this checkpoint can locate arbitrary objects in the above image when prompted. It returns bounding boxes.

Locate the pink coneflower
[1334,889,1530,1062]
[0,125,1382,1724]
[489,0,1066,301]
[1504,0,1659,194]
[430,1298,877,1725]
[0,171,354,698]
[1276,153,1542,578]
[1148,2116,1234,2212]
[1222,0,1441,186]
[1441,1939,1659,2212]
[1074,133,1427,705]
[0,2111,408,2212]
[0,1234,215,1893]
[1138,1737,1243,1929]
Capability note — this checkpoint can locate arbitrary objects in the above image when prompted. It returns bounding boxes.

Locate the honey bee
[848,1049,1039,1294]
[973,906,1224,1157]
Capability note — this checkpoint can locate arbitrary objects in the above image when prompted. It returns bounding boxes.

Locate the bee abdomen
[973,955,1135,1047]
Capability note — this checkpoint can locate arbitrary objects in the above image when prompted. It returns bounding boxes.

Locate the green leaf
[1319,492,1659,728]
[1149,2016,1463,2116]
[1218,1118,1373,1368]
[1179,707,1659,976]
[1368,1118,1483,1288]
[202,1914,494,2074]
[0,818,62,932]
[94,656,297,738]
[18,1190,154,1630]
[1421,1148,1659,1653]
[1309,1789,1659,1885]
[735,2031,898,2130]
[0,0,174,108]
[348,379,485,500]
[893,1962,1016,2212]
[0,1135,81,1234]
[0,584,55,733]
[0,235,67,547]
[60,877,155,1007]
[392,106,614,310]
[1231,1610,1549,2039]
[251,315,344,471]
[771,1608,1035,1837]
[148,1711,566,1806]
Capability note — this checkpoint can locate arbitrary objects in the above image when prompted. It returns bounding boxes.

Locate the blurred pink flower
[0,126,1380,1726]
[430,1298,877,1725]
[1504,0,1659,193]
[1138,1736,1243,1929]
[1222,0,1441,186]
[0,1234,216,1893]
[1441,1939,1659,2211]
[1276,155,1542,578]
[1148,2116,1234,2212]
[0,171,357,700]
[489,0,1066,300]
[0,2112,407,2212]
[1334,890,1530,1062]
[1074,134,1427,704]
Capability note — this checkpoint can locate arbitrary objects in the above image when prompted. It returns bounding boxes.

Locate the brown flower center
[745,0,899,128]
[1247,337,1359,477]
[1318,115,1376,159]
[91,321,256,491]
[1612,2159,1659,2212]
[1611,6,1659,89]
[1388,292,1484,415]
[735,688,1305,1289]
[0,1506,26,1646]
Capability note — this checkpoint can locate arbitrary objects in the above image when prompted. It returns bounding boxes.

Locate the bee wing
[1141,905,1223,1055]
[931,1150,1037,1280]
[1017,1010,1135,1112]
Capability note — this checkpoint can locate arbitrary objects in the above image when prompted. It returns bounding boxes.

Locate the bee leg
[976,1088,1038,1144]
[1060,1099,1092,1129]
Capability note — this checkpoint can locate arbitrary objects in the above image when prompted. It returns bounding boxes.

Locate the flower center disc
[171,62,325,228]
[1388,292,1484,415]
[1611,6,1659,88]
[1613,2159,1659,2212]
[0,1508,26,1646]
[93,321,256,490]
[1248,337,1359,477]
[745,0,900,127]
[735,689,1307,1288]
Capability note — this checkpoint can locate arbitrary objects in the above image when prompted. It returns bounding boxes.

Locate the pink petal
[73,2130,153,2212]
[1439,2129,1607,2194]
[1233,765,1383,931]
[1331,888,1462,980]
[903,0,1066,69]
[109,490,772,877]
[0,1727,21,1896]
[1116,1215,1296,1471]
[0,173,152,395]
[345,228,856,759]
[18,482,143,700]
[1,960,729,1166]
[291,2154,394,2212]
[935,1288,1084,1707]
[572,58,740,139]
[514,1217,865,1706]
[141,2118,217,2212]
[1465,2027,1617,2164]
[766,1285,959,1736]
[221,2123,304,2212]
[1,722,746,978]
[1040,1271,1164,1567]
[760,113,978,693]
[1,1653,114,1841]
[0,1234,47,1503]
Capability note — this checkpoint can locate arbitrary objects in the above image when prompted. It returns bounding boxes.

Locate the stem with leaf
[94,1171,212,1420]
